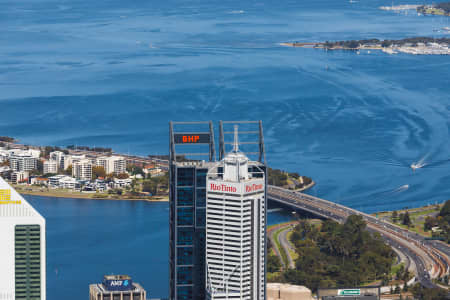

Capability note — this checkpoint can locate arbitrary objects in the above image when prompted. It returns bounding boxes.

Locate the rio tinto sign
[209,183,237,193]
[208,181,264,194]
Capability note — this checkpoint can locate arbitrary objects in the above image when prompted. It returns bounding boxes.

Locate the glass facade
[15,224,41,300]
[170,166,208,300]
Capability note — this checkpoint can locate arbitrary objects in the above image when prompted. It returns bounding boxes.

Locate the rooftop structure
[205,126,267,300]
[89,275,146,300]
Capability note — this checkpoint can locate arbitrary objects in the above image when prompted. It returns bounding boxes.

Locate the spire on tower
[233,125,239,153]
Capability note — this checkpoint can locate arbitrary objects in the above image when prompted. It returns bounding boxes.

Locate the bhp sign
[210,183,237,193]
[245,183,264,193]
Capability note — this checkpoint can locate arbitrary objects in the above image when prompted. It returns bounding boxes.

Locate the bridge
[267,185,450,289]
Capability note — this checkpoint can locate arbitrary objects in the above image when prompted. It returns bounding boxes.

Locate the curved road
[278,226,296,269]
[268,185,450,290]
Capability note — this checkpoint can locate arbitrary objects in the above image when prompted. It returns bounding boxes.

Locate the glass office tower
[169,122,215,300]
[168,121,266,300]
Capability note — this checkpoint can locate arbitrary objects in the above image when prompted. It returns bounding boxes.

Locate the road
[267,185,450,289]
[278,226,296,269]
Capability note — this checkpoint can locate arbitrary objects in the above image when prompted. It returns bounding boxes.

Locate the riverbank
[373,204,443,238]
[281,37,450,55]
[13,184,168,202]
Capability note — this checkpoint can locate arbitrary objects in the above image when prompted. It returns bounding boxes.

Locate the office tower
[169,121,216,300]
[206,125,267,300]
[89,275,147,300]
[0,176,46,300]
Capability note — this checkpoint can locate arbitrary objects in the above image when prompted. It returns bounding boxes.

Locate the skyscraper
[169,121,216,300]
[0,176,46,300]
[205,126,266,300]
[169,121,266,300]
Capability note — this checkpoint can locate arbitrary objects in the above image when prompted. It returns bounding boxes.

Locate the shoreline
[280,38,450,55]
[15,181,315,202]
[14,186,169,202]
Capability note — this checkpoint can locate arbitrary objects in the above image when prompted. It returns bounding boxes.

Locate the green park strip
[273,227,290,268]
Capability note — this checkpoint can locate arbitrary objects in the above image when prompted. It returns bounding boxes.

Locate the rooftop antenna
[233,125,239,153]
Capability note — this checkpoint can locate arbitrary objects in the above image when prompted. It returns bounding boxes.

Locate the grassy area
[373,205,442,238]
[13,184,168,202]
[390,262,405,276]
[273,227,290,268]
[286,230,299,260]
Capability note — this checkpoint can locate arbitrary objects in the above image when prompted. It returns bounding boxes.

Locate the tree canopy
[284,215,395,291]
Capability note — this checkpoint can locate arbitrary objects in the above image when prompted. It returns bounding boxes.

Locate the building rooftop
[0,176,45,219]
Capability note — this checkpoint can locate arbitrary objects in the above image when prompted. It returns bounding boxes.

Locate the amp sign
[103,278,133,291]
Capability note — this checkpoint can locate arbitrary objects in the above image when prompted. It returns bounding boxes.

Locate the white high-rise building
[72,159,92,180]
[96,156,126,175]
[9,153,37,172]
[206,126,266,300]
[0,176,46,300]
[43,160,58,174]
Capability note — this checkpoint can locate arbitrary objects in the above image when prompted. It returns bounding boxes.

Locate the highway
[267,185,450,289]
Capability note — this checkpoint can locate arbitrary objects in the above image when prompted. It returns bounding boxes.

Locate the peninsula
[281,37,450,55]
[379,2,450,16]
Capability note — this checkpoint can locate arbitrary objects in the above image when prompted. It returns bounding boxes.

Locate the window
[177,207,194,226]
[196,208,206,227]
[177,247,193,265]
[196,169,207,186]
[177,187,194,206]
[176,286,193,300]
[177,227,193,246]
[177,266,193,285]
[196,189,206,207]
[177,168,194,186]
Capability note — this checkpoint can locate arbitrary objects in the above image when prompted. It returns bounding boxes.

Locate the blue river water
[26,195,294,299]
[0,0,449,297]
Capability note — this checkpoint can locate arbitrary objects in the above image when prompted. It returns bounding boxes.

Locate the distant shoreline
[280,37,450,55]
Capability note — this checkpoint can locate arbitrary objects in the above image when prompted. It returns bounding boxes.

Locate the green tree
[402,212,412,227]
[267,254,281,273]
[64,165,72,176]
[117,173,129,179]
[92,166,106,180]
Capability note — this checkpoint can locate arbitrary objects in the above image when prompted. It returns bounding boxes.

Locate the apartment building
[96,156,126,175]
[72,159,92,180]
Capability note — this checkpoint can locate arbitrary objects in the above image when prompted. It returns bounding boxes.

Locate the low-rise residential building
[11,171,29,184]
[96,156,126,175]
[143,167,164,177]
[72,159,92,180]
[111,178,132,189]
[48,175,77,189]
[9,152,37,172]
[59,177,77,189]
[43,160,58,174]
[29,177,49,186]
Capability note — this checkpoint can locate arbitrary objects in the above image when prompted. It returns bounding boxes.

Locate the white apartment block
[96,156,126,175]
[60,155,72,170]
[0,177,46,300]
[206,128,266,300]
[72,159,92,180]
[9,153,37,172]
[43,160,58,174]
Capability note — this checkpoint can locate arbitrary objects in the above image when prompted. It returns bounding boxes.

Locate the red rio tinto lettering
[210,183,237,193]
[245,183,264,193]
